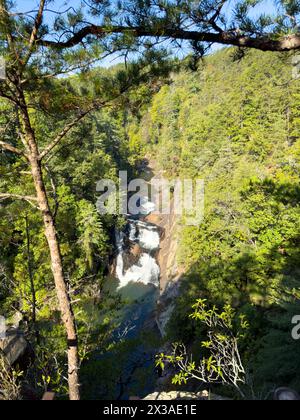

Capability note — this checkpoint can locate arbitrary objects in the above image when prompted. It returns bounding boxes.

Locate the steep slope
[128,48,300,394]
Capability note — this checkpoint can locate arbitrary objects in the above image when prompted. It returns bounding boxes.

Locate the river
[101,197,163,399]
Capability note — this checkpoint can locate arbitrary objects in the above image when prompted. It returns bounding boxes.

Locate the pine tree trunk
[1,0,80,400]
[19,98,80,400]
[29,153,81,400]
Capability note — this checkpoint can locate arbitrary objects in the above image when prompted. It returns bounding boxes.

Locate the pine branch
[23,0,46,67]
[28,0,46,48]
[37,25,300,52]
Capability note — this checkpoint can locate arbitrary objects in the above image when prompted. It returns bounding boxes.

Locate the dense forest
[1,0,300,402]
[139,49,300,396]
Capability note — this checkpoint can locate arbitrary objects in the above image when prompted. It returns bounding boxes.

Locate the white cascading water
[129,219,160,251]
[115,198,160,289]
[116,252,160,289]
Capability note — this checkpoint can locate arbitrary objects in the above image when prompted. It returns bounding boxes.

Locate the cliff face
[144,159,184,294]
[143,159,185,336]
[146,210,182,294]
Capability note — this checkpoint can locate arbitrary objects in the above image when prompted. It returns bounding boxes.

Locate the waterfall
[115,198,160,289]
[116,252,160,289]
[128,219,160,251]
[139,196,156,214]
[108,190,161,399]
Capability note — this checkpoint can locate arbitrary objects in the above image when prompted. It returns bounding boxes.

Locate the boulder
[0,329,28,366]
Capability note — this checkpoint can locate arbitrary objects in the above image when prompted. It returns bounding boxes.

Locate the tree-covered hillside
[129,48,300,394]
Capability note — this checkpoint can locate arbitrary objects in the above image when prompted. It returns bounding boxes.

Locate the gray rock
[0,329,28,366]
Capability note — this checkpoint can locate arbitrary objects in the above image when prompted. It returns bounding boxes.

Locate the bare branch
[206,0,226,33]
[0,193,39,208]
[0,193,38,201]
[28,0,46,49]
[23,0,46,67]
[0,140,26,157]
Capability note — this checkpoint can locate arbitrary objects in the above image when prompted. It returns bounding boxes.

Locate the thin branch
[0,193,39,207]
[0,140,26,157]
[28,0,46,49]
[21,0,46,70]
[206,0,226,33]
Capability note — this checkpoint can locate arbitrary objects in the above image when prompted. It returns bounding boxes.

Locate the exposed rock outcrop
[0,329,28,366]
[143,160,185,337]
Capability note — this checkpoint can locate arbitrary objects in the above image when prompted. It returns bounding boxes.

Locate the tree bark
[29,149,80,400]
[39,25,300,52]
[19,96,80,401]
[1,0,81,400]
